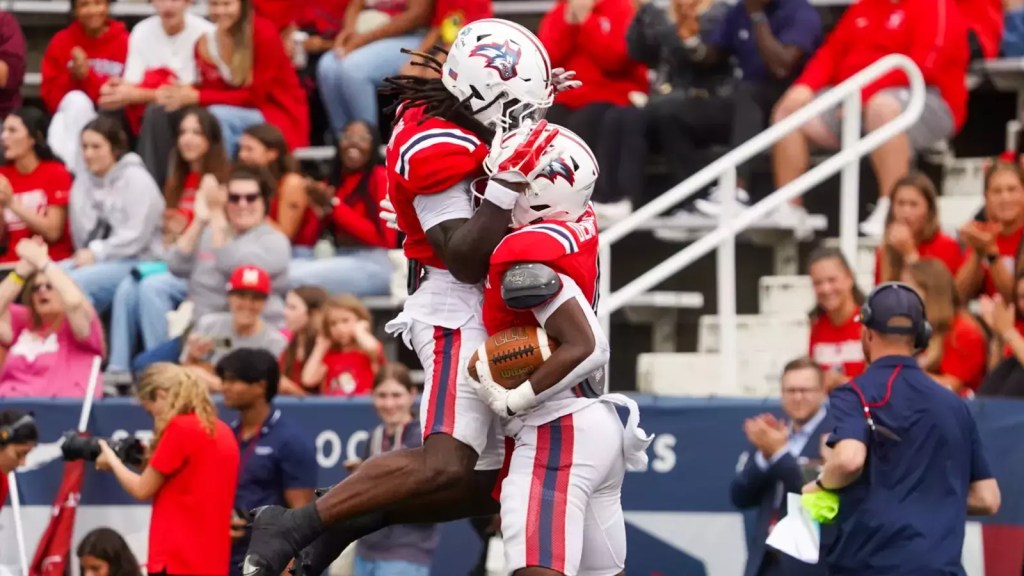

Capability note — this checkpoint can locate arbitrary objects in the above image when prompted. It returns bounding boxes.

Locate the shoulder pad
[501,263,563,310]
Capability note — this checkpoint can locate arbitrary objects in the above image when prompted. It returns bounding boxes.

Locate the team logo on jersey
[536,158,575,186]
[469,41,522,81]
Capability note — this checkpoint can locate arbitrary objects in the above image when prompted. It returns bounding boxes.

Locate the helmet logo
[536,158,575,186]
[470,41,522,81]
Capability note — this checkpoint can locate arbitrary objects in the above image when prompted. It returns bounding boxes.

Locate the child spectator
[0,238,105,398]
[77,527,143,576]
[67,116,165,316]
[956,160,1024,301]
[903,259,987,396]
[771,0,969,237]
[315,0,432,135]
[351,362,439,576]
[398,0,493,77]
[279,285,329,396]
[290,120,393,295]
[0,9,25,120]
[0,108,73,264]
[154,0,310,156]
[41,0,129,175]
[302,294,382,396]
[100,0,214,184]
[807,246,866,390]
[181,266,289,391]
[106,107,229,381]
[237,123,316,252]
[875,172,963,284]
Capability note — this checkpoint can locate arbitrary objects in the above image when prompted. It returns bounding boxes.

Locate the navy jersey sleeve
[826,384,869,447]
[279,425,318,490]
[967,411,994,481]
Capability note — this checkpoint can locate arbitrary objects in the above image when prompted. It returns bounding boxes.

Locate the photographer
[0,409,38,508]
[216,348,316,576]
[95,363,240,576]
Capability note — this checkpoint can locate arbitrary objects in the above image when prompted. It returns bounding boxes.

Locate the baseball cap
[228,265,271,296]
[860,282,926,336]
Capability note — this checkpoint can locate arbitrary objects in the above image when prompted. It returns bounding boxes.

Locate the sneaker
[651,208,714,242]
[769,202,814,240]
[859,196,891,238]
[593,198,633,229]
[693,186,751,217]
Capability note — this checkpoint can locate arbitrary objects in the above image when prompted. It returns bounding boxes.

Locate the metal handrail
[597,54,926,392]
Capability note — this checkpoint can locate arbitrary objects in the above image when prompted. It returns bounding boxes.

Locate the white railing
[597,54,925,392]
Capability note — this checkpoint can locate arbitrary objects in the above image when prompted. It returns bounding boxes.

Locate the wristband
[483,179,521,210]
[8,272,24,286]
[507,381,538,415]
[815,477,830,491]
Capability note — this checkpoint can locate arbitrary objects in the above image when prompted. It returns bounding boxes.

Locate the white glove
[552,67,582,94]
[378,196,401,231]
[484,119,563,185]
[470,360,538,417]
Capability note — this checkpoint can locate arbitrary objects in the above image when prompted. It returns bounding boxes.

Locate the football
[469,326,559,388]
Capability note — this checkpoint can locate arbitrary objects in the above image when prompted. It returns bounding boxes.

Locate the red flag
[29,460,84,576]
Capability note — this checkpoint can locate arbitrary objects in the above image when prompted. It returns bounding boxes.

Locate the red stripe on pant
[550,414,574,571]
[525,414,574,572]
[526,424,551,567]
[424,327,461,439]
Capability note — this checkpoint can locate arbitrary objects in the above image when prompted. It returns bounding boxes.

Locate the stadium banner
[1,397,1022,576]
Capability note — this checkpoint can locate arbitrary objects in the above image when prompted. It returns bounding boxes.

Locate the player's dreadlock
[380,47,495,143]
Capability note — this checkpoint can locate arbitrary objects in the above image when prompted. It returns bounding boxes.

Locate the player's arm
[500,264,610,413]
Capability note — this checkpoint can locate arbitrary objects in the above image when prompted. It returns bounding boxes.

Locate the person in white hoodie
[67,115,165,316]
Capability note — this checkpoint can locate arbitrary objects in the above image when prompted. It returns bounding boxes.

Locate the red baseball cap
[228,265,271,296]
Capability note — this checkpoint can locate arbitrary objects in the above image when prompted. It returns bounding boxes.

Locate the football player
[469,125,653,576]
[242,19,579,576]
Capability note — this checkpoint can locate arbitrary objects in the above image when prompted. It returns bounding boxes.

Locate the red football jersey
[385,105,488,269]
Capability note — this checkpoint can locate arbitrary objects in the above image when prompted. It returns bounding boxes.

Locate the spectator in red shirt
[290,120,394,296]
[875,172,964,284]
[398,0,493,78]
[279,285,329,395]
[771,0,969,238]
[0,108,73,264]
[0,10,26,120]
[152,0,309,157]
[96,363,240,576]
[904,259,987,395]
[957,160,1024,302]
[41,0,128,176]
[807,246,866,390]
[237,123,315,253]
[302,294,383,396]
[0,410,38,510]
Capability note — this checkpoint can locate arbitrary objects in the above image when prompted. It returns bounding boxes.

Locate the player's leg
[503,413,590,576]
[244,322,504,574]
[577,403,629,576]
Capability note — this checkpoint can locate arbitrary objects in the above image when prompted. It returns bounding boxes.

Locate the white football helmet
[441,18,554,133]
[484,123,599,228]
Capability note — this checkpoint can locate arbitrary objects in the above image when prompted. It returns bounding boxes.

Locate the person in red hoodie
[538,0,647,225]
[770,0,969,239]
[154,0,310,157]
[41,0,128,176]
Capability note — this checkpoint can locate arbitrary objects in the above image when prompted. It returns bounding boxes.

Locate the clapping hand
[552,68,582,94]
[885,221,916,257]
[0,175,14,207]
[979,294,1017,337]
[70,46,90,81]
[743,413,789,459]
[15,237,50,270]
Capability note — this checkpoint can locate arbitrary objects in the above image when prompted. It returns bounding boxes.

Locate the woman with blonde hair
[875,171,963,284]
[96,362,239,576]
[302,294,383,396]
[903,259,988,395]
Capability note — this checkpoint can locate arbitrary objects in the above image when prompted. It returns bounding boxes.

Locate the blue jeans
[208,105,265,159]
[65,259,138,316]
[132,336,183,375]
[288,248,392,296]
[316,34,424,134]
[107,272,188,372]
[353,556,429,576]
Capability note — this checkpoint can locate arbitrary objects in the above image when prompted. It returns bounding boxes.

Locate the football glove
[485,119,563,186]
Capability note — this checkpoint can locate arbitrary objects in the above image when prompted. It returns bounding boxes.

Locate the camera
[60,431,145,467]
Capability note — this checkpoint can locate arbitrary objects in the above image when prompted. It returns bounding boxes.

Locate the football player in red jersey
[468,125,653,576]
[242,19,583,576]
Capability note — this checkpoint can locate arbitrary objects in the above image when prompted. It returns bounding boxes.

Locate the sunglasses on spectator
[32,283,52,294]
[228,192,261,205]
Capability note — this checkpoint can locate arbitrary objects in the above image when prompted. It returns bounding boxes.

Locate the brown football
[469,326,559,389]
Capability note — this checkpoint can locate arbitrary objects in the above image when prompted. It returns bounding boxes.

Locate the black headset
[859,282,933,352]
[0,413,36,446]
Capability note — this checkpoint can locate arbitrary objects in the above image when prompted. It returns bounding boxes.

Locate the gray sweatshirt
[68,152,165,261]
[165,220,290,323]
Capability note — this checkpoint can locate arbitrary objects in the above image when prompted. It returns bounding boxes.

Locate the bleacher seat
[697,314,810,358]
[758,273,873,317]
[636,351,787,397]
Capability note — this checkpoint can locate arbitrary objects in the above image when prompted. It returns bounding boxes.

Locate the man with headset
[802,282,1002,575]
[0,410,39,508]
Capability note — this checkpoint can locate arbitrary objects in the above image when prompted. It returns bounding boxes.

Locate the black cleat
[240,506,302,576]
